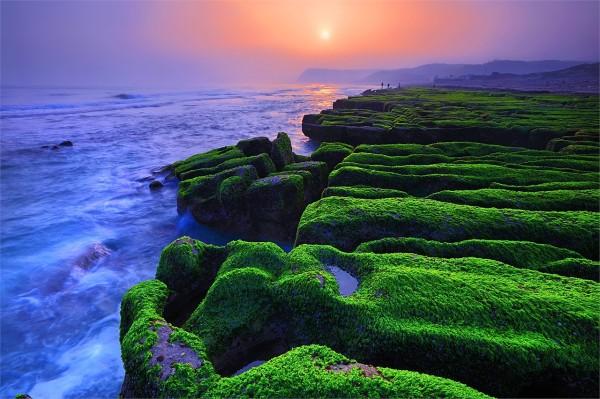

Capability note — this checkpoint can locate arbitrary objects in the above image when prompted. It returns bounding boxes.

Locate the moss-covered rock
[296,196,599,257]
[283,161,328,201]
[560,144,599,155]
[173,134,330,238]
[540,258,599,281]
[427,188,600,211]
[177,165,258,214]
[245,174,305,238]
[174,146,245,178]
[302,88,598,148]
[489,180,599,191]
[310,142,354,171]
[322,185,409,199]
[270,132,294,170]
[236,136,272,156]
[205,345,490,399]
[121,238,599,398]
[179,153,275,181]
[355,237,593,279]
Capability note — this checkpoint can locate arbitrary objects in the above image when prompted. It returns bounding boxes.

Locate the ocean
[0,84,364,398]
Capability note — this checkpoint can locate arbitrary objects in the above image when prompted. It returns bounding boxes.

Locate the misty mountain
[434,62,599,93]
[298,60,585,84]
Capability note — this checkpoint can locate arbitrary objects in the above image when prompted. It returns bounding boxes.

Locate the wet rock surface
[327,362,382,378]
[149,325,203,380]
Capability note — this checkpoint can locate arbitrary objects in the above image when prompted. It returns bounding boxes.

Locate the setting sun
[320,29,331,41]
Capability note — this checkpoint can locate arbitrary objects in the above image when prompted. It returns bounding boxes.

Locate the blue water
[0,84,365,398]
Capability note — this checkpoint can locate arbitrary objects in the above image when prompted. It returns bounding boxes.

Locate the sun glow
[320,29,331,41]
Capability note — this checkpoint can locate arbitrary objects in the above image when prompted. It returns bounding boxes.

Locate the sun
[320,29,331,41]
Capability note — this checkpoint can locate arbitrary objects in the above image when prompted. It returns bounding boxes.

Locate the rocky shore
[117,87,599,399]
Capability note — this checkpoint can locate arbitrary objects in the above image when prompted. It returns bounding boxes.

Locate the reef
[120,239,598,398]
[172,133,328,239]
[302,88,599,148]
[120,87,599,398]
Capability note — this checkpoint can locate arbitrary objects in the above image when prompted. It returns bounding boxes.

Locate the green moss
[355,237,590,277]
[155,237,226,297]
[540,258,599,281]
[430,141,527,157]
[206,345,490,399]
[560,144,599,155]
[180,153,275,181]
[329,162,596,196]
[174,146,245,177]
[317,88,599,136]
[355,143,444,156]
[490,181,599,191]
[270,132,294,170]
[244,174,306,236]
[130,237,598,397]
[547,138,599,152]
[310,142,354,171]
[177,165,258,211]
[427,188,600,211]
[296,196,599,258]
[322,185,409,199]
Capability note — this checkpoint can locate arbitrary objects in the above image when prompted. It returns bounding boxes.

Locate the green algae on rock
[427,188,600,211]
[173,133,328,239]
[124,87,600,398]
[296,196,599,258]
[302,88,599,148]
[310,142,354,171]
[120,237,599,398]
[355,237,596,280]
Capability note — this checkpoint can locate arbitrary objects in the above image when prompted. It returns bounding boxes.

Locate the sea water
[0,84,364,398]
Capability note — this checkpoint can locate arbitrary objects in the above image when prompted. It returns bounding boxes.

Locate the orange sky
[146,1,484,70]
[2,0,598,86]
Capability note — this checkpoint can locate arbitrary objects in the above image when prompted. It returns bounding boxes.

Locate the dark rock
[149,325,203,380]
[73,243,111,270]
[149,180,164,190]
[327,362,382,378]
[283,161,328,201]
[59,140,73,147]
[270,132,294,170]
[237,136,272,156]
[293,152,311,163]
[51,145,59,150]
[246,174,305,238]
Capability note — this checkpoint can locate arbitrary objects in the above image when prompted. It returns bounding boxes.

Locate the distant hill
[297,68,376,83]
[434,63,599,93]
[297,60,585,84]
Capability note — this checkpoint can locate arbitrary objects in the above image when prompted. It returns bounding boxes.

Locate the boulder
[236,136,272,156]
[270,132,294,170]
[149,180,163,190]
[283,161,328,201]
[310,142,353,171]
[245,174,305,238]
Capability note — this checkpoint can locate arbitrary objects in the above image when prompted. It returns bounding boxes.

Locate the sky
[1,0,598,87]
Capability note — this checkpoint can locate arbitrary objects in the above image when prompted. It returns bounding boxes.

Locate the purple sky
[1,0,598,87]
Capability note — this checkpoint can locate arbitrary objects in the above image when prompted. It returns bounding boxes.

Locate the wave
[0,92,250,119]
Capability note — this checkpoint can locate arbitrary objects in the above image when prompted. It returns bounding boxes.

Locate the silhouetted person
[381,82,384,89]
[387,83,390,89]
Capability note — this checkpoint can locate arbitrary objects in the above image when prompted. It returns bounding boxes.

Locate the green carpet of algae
[119,89,599,399]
